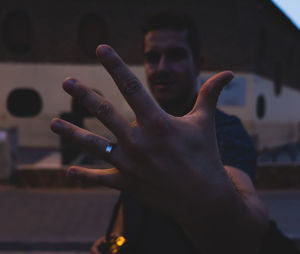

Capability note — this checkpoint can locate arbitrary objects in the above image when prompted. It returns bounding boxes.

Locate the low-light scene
[0,0,300,253]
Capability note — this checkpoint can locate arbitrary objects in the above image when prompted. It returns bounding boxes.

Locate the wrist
[170,168,268,254]
[172,165,237,225]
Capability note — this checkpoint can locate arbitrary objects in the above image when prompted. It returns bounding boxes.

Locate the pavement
[0,185,300,253]
[259,190,300,241]
[0,185,120,252]
[0,149,300,253]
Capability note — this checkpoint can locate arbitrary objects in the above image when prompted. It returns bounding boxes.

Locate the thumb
[191,71,234,117]
[67,166,125,190]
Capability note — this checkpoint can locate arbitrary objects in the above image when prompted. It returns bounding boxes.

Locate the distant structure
[0,0,299,151]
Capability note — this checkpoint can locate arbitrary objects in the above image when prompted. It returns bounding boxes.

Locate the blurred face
[144,29,199,109]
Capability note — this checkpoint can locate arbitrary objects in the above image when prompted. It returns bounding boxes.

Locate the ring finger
[50,118,123,166]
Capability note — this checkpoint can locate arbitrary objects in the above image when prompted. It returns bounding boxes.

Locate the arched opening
[7,88,42,117]
[3,11,33,54]
[256,94,266,119]
[78,14,109,57]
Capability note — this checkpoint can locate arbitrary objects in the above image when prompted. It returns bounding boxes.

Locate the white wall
[252,75,300,149]
[0,63,144,147]
[1,64,299,150]
[202,72,300,150]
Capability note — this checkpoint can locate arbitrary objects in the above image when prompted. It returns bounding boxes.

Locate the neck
[159,93,198,117]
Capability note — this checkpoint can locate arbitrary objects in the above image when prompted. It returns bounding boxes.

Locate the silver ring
[105,144,113,154]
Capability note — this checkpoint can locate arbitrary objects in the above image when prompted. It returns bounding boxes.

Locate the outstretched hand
[51,45,269,254]
[51,44,233,217]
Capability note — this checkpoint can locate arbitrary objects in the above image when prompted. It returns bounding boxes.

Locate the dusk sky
[271,0,300,29]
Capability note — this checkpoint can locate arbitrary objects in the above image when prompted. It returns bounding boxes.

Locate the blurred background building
[0,0,299,157]
[0,0,300,252]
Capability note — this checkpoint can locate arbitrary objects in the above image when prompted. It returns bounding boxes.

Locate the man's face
[144,29,199,107]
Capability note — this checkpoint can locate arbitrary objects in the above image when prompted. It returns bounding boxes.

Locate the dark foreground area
[0,185,299,252]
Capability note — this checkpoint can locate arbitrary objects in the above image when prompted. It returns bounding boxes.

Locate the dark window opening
[78,14,109,57]
[2,11,33,54]
[7,88,42,117]
[256,94,266,119]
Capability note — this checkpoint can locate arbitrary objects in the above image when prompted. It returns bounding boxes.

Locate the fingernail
[63,78,76,93]
[51,119,62,132]
[96,44,112,58]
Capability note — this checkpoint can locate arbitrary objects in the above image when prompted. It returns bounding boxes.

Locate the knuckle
[128,137,142,150]
[121,76,141,95]
[93,100,112,118]
[66,126,77,140]
[74,83,89,101]
[148,114,171,135]
[85,133,100,148]
[126,130,144,150]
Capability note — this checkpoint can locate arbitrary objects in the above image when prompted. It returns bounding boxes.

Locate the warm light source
[116,236,126,246]
[110,235,126,253]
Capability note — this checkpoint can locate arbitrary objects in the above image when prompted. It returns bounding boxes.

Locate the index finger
[96,45,165,123]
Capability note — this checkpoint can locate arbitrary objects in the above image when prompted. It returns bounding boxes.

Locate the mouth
[154,84,173,93]
[154,80,175,88]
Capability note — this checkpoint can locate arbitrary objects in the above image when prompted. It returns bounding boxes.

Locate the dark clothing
[215,109,256,181]
[121,109,257,253]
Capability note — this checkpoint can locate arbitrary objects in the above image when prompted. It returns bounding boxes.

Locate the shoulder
[215,109,242,127]
[215,109,251,140]
[215,109,257,182]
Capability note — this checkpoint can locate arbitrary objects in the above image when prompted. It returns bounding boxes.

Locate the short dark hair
[141,11,201,60]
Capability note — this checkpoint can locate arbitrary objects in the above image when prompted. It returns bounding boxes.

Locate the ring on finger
[105,144,115,155]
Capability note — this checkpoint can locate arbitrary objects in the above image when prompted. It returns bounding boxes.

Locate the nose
[157,55,169,72]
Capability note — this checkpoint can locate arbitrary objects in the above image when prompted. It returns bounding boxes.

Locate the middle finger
[96,45,166,124]
[63,78,131,142]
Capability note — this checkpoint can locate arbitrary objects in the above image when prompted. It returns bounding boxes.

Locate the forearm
[174,168,268,254]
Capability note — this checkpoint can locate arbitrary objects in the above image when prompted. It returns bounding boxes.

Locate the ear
[193,55,204,76]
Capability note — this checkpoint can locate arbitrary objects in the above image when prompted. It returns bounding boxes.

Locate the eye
[144,51,161,64]
[166,48,188,61]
